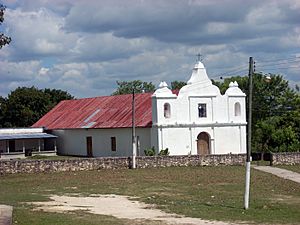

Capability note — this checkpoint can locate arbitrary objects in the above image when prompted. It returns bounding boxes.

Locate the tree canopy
[0,87,74,127]
[0,4,11,49]
[171,81,186,90]
[112,80,156,95]
[112,80,188,96]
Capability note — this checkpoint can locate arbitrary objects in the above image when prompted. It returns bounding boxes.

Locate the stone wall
[0,154,246,175]
[270,152,300,165]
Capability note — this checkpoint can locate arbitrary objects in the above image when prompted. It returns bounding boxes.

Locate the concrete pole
[132,88,136,169]
[244,56,253,210]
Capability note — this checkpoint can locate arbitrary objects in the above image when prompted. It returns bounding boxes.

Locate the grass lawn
[0,166,299,225]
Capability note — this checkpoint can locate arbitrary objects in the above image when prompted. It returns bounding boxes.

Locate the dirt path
[253,166,300,183]
[0,205,12,225]
[31,194,239,225]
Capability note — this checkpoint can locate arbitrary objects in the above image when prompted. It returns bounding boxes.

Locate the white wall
[214,126,246,154]
[53,128,151,157]
[152,124,246,155]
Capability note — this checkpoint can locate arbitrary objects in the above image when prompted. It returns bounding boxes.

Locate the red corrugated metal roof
[32,93,153,129]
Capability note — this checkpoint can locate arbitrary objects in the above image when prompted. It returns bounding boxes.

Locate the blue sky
[0,0,299,98]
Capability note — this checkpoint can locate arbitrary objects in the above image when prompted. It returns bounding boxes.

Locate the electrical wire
[255,56,299,64]
[210,56,299,80]
[256,58,300,67]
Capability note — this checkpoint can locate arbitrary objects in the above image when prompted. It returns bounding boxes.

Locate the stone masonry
[270,152,300,165]
[0,154,246,175]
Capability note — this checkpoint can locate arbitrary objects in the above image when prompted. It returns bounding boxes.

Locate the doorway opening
[197,132,210,155]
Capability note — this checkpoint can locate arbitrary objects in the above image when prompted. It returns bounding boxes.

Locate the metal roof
[32,92,153,129]
[0,133,57,140]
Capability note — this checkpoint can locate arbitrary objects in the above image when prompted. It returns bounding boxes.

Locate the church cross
[196,53,203,62]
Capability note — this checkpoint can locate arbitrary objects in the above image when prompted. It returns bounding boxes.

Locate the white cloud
[4,8,78,60]
[0,0,299,98]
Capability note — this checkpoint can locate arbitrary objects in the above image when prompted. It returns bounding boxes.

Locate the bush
[158,148,169,156]
[144,146,156,156]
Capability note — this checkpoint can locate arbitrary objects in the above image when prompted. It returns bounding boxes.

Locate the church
[32,61,247,157]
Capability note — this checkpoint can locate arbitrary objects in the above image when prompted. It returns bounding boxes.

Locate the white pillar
[6,140,9,153]
[38,139,41,152]
[22,140,25,153]
[54,139,57,152]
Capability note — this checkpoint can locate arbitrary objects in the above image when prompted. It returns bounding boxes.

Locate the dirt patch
[30,194,238,225]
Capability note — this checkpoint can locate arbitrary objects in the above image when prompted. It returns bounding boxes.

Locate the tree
[44,88,74,110]
[171,81,186,90]
[253,113,300,153]
[0,4,11,49]
[112,80,155,95]
[1,86,74,127]
[0,96,6,127]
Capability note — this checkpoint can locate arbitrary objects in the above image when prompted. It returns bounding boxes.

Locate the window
[198,104,207,118]
[234,102,241,116]
[111,137,116,151]
[164,103,171,118]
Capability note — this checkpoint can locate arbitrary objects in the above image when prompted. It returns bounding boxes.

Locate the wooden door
[197,132,210,155]
[9,140,15,152]
[86,136,93,157]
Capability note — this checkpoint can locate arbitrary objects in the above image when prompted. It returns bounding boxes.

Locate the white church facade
[151,61,247,155]
[32,61,247,157]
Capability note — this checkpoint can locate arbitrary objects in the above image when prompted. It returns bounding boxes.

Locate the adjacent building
[0,127,57,159]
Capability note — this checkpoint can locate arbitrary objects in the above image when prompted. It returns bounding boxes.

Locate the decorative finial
[196,53,203,62]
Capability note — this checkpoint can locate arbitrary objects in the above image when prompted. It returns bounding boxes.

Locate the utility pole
[244,56,254,209]
[132,88,136,169]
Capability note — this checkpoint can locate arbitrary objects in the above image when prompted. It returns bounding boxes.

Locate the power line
[210,55,299,81]
[258,65,300,71]
[256,58,300,67]
[219,64,248,75]
[255,56,299,64]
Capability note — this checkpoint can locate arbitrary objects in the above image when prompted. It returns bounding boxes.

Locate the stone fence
[270,152,300,165]
[0,154,246,175]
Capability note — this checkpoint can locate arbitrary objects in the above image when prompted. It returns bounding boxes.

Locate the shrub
[144,146,156,156]
[158,148,169,156]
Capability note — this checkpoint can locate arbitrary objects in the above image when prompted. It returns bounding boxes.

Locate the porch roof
[0,133,57,140]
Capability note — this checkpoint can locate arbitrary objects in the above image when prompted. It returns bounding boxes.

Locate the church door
[86,136,93,157]
[197,132,210,155]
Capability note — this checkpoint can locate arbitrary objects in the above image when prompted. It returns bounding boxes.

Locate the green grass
[252,160,271,166]
[0,166,299,225]
[276,165,300,173]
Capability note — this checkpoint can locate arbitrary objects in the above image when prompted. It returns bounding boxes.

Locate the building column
[22,140,25,153]
[38,139,41,152]
[189,127,193,154]
[212,127,216,154]
[160,127,164,151]
[54,139,57,152]
[6,140,9,153]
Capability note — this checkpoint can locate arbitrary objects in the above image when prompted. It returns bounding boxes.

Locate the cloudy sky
[0,0,299,98]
